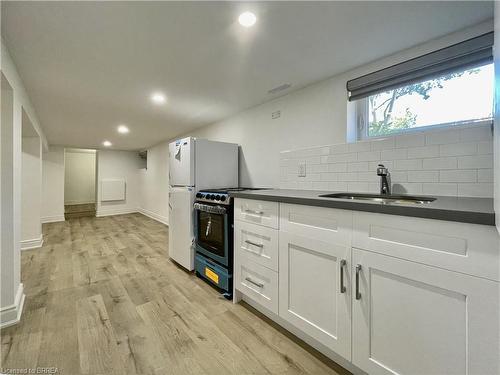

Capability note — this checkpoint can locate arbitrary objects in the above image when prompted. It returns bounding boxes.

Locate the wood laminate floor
[1,213,349,375]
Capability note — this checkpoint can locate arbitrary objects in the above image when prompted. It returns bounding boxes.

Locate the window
[346,32,494,140]
[357,63,493,139]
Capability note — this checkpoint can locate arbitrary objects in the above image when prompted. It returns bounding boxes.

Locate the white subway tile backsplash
[337,172,358,181]
[371,137,395,150]
[348,141,371,152]
[312,181,329,190]
[392,182,423,195]
[347,162,369,172]
[328,163,348,172]
[305,156,321,165]
[457,155,493,169]
[395,133,425,148]
[394,159,422,170]
[407,145,439,159]
[321,173,338,181]
[347,182,371,193]
[478,169,493,183]
[460,125,492,142]
[328,181,348,191]
[425,129,460,145]
[408,170,439,183]
[439,170,477,183]
[422,183,458,196]
[477,141,493,155]
[439,142,477,157]
[381,148,408,160]
[310,164,329,173]
[422,157,457,170]
[357,150,381,162]
[457,183,493,198]
[329,143,349,154]
[280,124,493,197]
[390,171,408,183]
[325,153,357,163]
[357,172,378,182]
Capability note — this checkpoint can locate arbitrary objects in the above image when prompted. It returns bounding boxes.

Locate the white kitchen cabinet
[234,220,278,271]
[280,203,352,245]
[352,247,499,375]
[234,198,279,229]
[278,231,352,360]
[353,212,499,281]
[235,256,279,314]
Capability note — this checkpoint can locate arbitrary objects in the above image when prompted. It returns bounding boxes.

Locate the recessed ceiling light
[151,92,166,104]
[238,12,257,27]
[102,140,112,147]
[117,125,129,134]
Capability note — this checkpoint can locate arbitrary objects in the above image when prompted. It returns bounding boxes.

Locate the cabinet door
[279,232,351,360]
[352,248,499,375]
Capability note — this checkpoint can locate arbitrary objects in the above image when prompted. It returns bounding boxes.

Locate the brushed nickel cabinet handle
[245,277,264,288]
[245,240,264,248]
[340,259,346,293]
[355,264,362,300]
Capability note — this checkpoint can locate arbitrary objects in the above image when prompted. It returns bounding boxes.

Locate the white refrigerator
[168,137,238,270]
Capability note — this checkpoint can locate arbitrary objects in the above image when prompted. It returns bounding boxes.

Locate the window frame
[355,65,494,141]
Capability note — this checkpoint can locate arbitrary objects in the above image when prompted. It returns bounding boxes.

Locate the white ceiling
[2,1,493,150]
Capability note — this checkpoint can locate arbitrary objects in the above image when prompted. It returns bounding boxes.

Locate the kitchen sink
[318,192,436,205]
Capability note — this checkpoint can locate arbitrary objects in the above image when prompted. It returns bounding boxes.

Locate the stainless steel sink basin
[319,192,436,205]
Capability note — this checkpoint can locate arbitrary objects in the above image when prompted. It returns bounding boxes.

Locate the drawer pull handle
[245,240,264,248]
[355,264,362,300]
[245,209,264,215]
[245,277,264,288]
[340,259,346,293]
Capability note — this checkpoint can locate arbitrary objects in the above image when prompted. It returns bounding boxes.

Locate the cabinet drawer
[235,257,278,314]
[235,198,279,229]
[280,203,352,245]
[353,212,499,281]
[235,221,278,271]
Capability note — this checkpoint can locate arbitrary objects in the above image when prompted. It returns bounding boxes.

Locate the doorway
[64,148,97,219]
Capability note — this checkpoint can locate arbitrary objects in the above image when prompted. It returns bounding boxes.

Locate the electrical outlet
[298,162,306,177]
[271,110,281,119]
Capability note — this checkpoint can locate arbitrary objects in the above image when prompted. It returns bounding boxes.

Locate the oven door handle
[194,203,227,215]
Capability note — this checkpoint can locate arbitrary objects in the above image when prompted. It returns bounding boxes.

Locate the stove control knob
[209,194,215,200]
[220,195,227,202]
[215,195,221,201]
[196,193,202,198]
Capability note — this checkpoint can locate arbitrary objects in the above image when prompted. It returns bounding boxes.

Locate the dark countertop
[230,189,496,226]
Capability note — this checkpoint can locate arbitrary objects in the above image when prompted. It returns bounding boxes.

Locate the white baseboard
[139,208,169,226]
[21,235,43,250]
[41,214,65,223]
[0,283,25,329]
[65,200,96,205]
[96,207,138,217]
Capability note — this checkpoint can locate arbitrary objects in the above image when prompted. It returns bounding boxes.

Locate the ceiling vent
[268,83,291,95]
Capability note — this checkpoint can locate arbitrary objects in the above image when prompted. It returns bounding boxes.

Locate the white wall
[139,142,169,225]
[41,146,65,223]
[97,150,142,217]
[494,4,500,232]
[180,21,494,189]
[64,149,96,205]
[1,39,46,327]
[21,136,42,247]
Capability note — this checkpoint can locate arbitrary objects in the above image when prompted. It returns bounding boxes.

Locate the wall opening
[64,148,97,219]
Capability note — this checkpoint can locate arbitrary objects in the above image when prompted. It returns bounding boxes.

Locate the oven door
[194,203,229,267]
